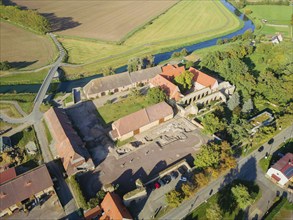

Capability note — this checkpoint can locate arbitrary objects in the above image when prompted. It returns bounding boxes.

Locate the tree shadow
[9,61,38,69]
[216,157,258,215]
[42,13,81,32]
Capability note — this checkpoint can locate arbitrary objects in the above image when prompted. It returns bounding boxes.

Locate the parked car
[154,182,161,189]
[170,171,179,179]
[258,146,264,152]
[162,175,171,184]
[158,179,165,186]
[180,177,187,182]
[178,166,188,174]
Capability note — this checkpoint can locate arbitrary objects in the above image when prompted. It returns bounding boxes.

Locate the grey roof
[129,66,162,83]
[83,66,162,96]
[84,72,132,96]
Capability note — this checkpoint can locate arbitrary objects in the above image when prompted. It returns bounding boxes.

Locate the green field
[58,0,241,78]
[0,93,36,114]
[97,95,156,125]
[242,5,292,37]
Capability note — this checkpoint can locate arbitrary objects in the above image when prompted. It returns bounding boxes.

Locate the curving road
[0,33,65,125]
[160,125,293,220]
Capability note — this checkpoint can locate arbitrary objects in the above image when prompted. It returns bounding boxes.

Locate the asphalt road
[0,33,65,125]
[161,125,293,220]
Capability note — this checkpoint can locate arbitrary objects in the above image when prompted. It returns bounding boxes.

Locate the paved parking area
[78,122,210,199]
[4,194,65,220]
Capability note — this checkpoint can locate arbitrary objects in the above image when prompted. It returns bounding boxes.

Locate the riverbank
[0,0,247,87]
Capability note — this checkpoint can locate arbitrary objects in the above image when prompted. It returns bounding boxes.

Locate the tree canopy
[174,70,194,92]
[0,4,50,34]
[231,184,253,210]
[147,87,166,103]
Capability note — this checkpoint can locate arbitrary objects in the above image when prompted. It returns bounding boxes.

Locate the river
[0,0,254,94]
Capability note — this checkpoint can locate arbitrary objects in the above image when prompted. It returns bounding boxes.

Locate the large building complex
[44,107,94,176]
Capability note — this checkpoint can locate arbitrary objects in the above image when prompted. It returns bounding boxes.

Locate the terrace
[249,111,274,134]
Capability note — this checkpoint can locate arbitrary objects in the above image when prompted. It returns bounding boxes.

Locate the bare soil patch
[13,0,178,41]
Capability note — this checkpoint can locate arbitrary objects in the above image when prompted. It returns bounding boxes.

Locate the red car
[154,182,161,189]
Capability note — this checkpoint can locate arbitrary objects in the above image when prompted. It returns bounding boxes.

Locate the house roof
[84,66,163,97]
[84,72,132,96]
[100,192,132,220]
[161,64,185,79]
[0,167,16,184]
[189,67,217,88]
[150,75,181,101]
[0,165,53,210]
[84,206,102,220]
[44,108,91,175]
[272,153,293,179]
[113,102,173,136]
[129,66,162,83]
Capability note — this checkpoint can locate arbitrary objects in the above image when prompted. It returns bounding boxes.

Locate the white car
[180,177,187,182]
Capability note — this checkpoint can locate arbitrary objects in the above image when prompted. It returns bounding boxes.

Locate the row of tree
[127,55,154,72]
[0,61,11,70]
[165,141,237,207]
[0,4,50,33]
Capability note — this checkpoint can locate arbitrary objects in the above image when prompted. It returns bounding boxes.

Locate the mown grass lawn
[272,199,293,220]
[0,103,23,118]
[97,95,156,125]
[0,93,36,114]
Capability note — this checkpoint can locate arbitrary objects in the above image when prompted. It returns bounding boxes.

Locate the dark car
[178,166,188,174]
[170,171,179,179]
[258,146,264,152]
[162,175,172,184]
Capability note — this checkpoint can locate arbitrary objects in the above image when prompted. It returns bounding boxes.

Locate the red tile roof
[44,108,91,175]
[189,67,217,88]
[0,165,53,210]
[100,192,132,220]
[112,102,173,136]
[150,75,181,101]
[0,167,16,184]
[161,64,185,79]
[272,153,293,179]
[84,206,102,220]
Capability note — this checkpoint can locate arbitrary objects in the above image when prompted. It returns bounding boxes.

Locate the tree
[130,87,141,97]
[147,87,166,103]
[144,55,154,68]
[165,190,183,207]
[231,184,253,209]
[194,144,221,169]
[0,61,11,70]
[194,172,209,187]
[242,98,254,113]
[217,39,224,45]
[96,190,106,201]
[180,48,188,56]
[227,92,240,111]
[206,203,223,220]
[103,66,115,76]
[185,60,194,69]
[174,70,194,92]
[227,116,251,145]
[202,113,225,134]
[128,57,143,72]
[181,183,195,198]
[87,197,100,209]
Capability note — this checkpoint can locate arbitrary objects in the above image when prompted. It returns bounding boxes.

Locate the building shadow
[77,170,103,200]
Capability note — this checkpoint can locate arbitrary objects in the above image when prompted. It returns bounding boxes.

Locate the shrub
[68,175,88,210]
